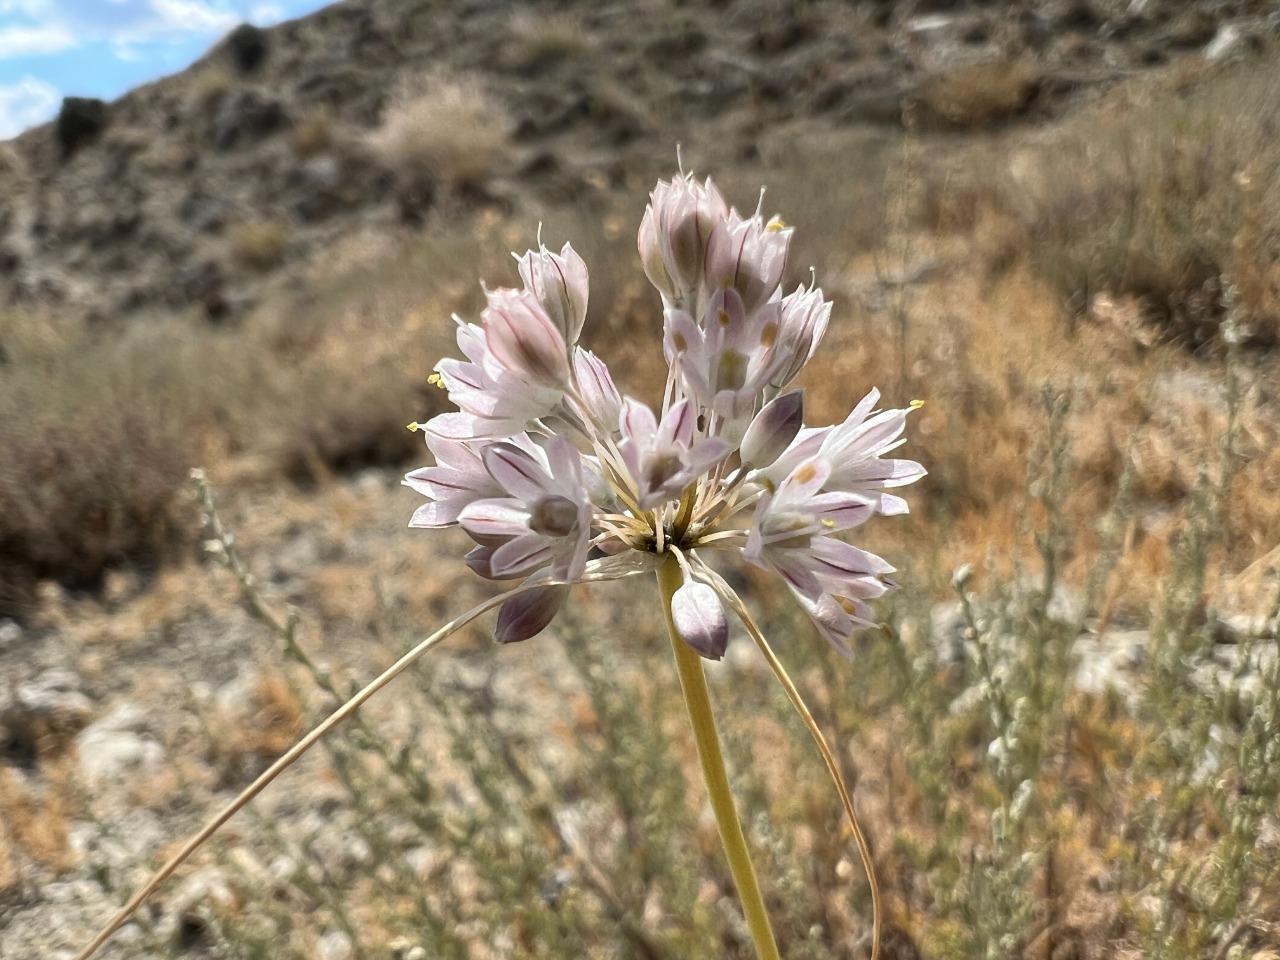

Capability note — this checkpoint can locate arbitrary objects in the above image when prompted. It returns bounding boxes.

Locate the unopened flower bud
[482,288,571,388]
[517,242,589,346]
[704,212,792,315]
[572,348,622,430]
[495,585,569,644]
[740,390,804,468]
[671,578,728,660]
[770,284,831,389]
[639,175,729,303]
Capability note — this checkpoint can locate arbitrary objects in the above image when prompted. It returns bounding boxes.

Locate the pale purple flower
[458,435,592,582]
[495,585,570,645]
[403,430,504,528]
[768,282,831,391]
[434,316,566,439]
[406,169,923,653]
[664,289,786,423]
[617,398,732,509]
[743,455,897,654]
[760,389,926,516]
[570,347,622,432]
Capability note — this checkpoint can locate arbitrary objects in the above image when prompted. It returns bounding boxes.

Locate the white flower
[406,172,924,655]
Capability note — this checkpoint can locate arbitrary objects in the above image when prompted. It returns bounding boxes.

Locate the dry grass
[917,60,1039,129]
[291,108,334,158]
[925,53,1280,347]
[508,14,591,75]
[0,310,197,615]
[228,219,290,270]
[206,670,305,784]
[0,761,77,891]
[373,74,506,194]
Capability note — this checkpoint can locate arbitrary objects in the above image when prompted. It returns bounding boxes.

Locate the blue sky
[0,0,333,138]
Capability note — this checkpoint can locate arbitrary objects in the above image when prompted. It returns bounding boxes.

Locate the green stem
[657,554,781,960]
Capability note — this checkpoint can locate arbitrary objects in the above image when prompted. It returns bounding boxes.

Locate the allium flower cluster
[406,173,924,658]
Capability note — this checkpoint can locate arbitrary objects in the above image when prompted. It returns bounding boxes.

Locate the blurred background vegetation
[1,4,1279,959]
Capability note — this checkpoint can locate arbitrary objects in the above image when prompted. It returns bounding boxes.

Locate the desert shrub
[508,14,591,75]
[189,67,232,112]
[1001,55,1280,346]
[373,75,506,193]
[0,313,195,616]
[227,219,289,269]
[916,60,1039,129]
[291,108,333,157]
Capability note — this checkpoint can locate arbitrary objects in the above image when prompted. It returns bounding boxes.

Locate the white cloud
[0,21,76,58]
[249,3,285,25]
[0,1,246,60]
[0,74,58,138]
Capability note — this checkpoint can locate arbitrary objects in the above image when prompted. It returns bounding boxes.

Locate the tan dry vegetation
[0,761,77,889]
[508,13,592,75]
[5,47,1280,960]
[925,54,1280,347]
[916,59,1040,129]
[227,219,290,270]
[291,107,334,158]
[373,74,507,194]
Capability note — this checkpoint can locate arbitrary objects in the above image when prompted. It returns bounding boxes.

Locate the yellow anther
[821,518,836,529]
[406,421,420,433]
[766,216,787,232]
[910,399,925,410]
[428,373,445,389]
[716,307,730,326]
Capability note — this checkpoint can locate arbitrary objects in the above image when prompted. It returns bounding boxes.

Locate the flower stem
[657,554,781,960]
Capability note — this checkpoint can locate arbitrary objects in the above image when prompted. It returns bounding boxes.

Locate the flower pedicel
[77,171,923,960]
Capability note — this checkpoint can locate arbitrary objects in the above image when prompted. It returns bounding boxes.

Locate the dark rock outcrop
[55,97,108,158]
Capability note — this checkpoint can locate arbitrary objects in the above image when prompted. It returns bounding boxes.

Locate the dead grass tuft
[0,311,196,616]
[997,55,1280,346]
[0,762,76,890]
[917,60,1039,129]
[291,108,333,157]
[373,74,506,194]
[227,219,290,270]
[508,14,591,75]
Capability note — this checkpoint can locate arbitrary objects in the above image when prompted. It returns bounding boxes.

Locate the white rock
[0,668,93,743]
[1204,24,1247,62]
[75,703,165,784]
[316,929,354,960]
[0,619,21,648]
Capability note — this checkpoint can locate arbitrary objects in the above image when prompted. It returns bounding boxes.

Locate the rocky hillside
[1,0,1277,327]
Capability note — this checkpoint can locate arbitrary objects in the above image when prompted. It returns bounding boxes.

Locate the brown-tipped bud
[639,175,729,304]
[740,390,804,468]
[517,242,589,345]
[495,585,569,644]
[671,579,728,660]
[482,287,571,388]
[704,212,792,315]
